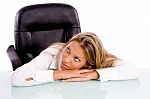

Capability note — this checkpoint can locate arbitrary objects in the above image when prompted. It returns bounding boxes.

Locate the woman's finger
[77,69,93,74]
[62,77,89,82]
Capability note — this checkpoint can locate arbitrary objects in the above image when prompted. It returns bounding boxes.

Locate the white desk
[0,68,150,99]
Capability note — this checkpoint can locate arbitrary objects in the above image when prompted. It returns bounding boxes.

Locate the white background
[0,0,150,71]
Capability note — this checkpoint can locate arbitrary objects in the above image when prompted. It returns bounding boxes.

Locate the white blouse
[11,47,139,86]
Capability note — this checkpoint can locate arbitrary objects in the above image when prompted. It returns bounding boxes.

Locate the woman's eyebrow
[75,56,80,59]
[75,55,85,61]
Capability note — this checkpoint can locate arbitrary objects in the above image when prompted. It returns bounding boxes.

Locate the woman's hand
[53,69,93,80]
[62,70,99,82]
[53,69,99,82]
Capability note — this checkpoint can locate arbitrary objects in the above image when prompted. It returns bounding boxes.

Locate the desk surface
[0,68,150,99]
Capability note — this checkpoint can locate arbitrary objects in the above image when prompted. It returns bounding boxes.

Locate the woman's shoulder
[112,59,136,67]
[50,43,65,49]
[42,47,59,54]
[41,43,64,55]
[40,47,60,59]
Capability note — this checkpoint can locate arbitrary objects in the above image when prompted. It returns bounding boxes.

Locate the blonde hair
[51,32,118,69]
[66,32,118,69]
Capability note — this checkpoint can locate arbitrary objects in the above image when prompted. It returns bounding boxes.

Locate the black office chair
[7,3,81,71]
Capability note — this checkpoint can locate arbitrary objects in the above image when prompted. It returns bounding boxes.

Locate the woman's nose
[63,56,71,63]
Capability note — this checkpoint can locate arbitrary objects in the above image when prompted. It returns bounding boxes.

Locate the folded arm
[62,60,139,82]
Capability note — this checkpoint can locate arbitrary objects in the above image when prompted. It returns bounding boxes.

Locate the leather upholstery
[7,3,81,71]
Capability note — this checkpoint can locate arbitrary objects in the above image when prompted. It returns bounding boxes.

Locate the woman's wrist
[93,70,100,80]
[53,70,63,80]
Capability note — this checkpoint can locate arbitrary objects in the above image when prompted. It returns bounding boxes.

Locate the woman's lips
[61,62,70,70]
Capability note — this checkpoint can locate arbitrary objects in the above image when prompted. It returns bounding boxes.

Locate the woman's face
[60,41,87,70]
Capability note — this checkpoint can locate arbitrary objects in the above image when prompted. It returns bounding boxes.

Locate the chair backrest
[14,3,81,64]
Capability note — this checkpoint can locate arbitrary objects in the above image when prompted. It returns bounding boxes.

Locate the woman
[11,32,139,86]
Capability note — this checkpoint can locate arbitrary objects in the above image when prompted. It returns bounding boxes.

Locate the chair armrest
[6,45,22,71]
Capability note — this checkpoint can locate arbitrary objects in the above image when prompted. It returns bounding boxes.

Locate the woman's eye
[74,57,80,62]
[66,47,70,53]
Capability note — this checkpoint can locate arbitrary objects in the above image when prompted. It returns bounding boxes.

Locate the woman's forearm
[53,70,81,80]
[53,70,63,80]
[53,69,99,81]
